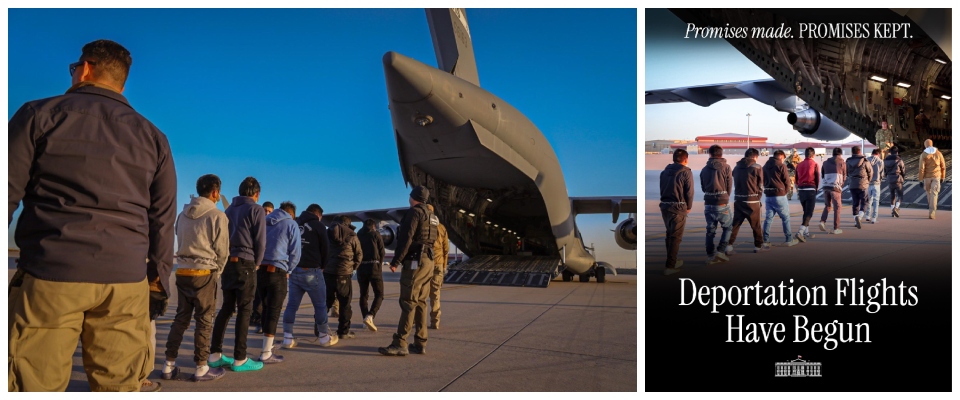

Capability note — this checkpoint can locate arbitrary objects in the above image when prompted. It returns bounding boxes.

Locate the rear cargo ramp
[444,255,561,288]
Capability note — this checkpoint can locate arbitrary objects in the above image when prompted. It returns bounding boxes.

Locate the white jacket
[175,196,229,272]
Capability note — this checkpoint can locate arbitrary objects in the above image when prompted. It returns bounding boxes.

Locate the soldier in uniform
[378,186,439,356]
[875,119,894,160]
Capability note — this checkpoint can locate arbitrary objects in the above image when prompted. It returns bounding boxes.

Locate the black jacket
[700,157,732,206]
[296,211,329,270]
[884,154,906,184]
[391,203,432,265]
[326,221,362,276]
[762,157,790,197]
[8,85,177,295]
[357,225,386,276]
[845,154,872,191]
[659,163,694,213]
[733,158,764,202]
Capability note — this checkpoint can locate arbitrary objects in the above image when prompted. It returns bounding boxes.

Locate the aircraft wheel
[578,273,591,282]
[561,270,574,282]
[595,266,606,283]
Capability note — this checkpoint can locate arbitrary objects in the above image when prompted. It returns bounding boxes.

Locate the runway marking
[437,284,582,392]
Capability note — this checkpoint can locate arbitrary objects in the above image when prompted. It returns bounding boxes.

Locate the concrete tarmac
[6,262,636,392]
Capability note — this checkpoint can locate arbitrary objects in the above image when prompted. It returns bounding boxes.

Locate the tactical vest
[417,204,439,245]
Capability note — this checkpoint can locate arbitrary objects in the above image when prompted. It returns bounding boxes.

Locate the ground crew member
[379,186,439,356]
[421,204,449,330]
[875,119,894,160]
[8,39,177,392]
[918,139,947,219]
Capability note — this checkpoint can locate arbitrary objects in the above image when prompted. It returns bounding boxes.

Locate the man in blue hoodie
[256,201,301,364]
[210,177,266,372]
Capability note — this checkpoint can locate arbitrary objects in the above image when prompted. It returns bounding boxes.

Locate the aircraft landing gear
[595,265,606,283]
[561,270,574,282]
[579,273,591,282]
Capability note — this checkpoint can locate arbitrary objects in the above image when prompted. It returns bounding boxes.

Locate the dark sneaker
[378,345,409,356]
[140,380,161,392]
[192,367,226,382]
[160,366,180,380]
[409,344,426,355]
[339,331,356,339]
[259,354,285,364]
[208,355,234,368]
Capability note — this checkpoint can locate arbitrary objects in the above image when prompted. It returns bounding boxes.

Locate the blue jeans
[282,268,330,337]
[867,183,881,220]
[703,204,732,256]
[762,195,792,243]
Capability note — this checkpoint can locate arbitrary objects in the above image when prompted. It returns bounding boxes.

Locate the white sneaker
[724,245,735,255]
[819,221,826,232]
[364,315,378,332]
[281,337,297,349]
[318,334,339,347]
[832,229,843,234]
[714,252,730,262]
[783,239,799,247]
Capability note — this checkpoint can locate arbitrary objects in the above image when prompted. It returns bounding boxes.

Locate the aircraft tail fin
[425,8,480,86]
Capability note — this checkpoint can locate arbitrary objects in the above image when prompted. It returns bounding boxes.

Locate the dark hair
[262,201,274,209]
[708,145,723,158]
[195,174,221,198]
[239,177,261,197]
[673,149,688,163]
[833,148,843,156]
[890,145,899,154]
[773,150,785,158]
[279,201,296,215]
[805,147,815,158]
[364,218,377,228]
[80,40,132,87]
[852,146,861,155]
[306,204,323,215]
[337,215,352,224]
[744,148,759,158]
[872,149,880,155]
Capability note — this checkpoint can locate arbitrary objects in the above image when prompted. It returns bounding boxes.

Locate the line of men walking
[659,141,946,275]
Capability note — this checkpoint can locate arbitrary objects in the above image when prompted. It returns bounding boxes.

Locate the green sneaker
[208,355,234,368]
[230,359,264,372]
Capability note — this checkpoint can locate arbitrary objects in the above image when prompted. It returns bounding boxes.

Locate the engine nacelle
[379,223,400,251]
[614,218,637,250]
[787,109,851,141]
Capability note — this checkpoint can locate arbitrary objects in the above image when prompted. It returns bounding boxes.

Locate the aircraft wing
[645,79,797,112]
[570,196,637,223]
[321,207,409,226]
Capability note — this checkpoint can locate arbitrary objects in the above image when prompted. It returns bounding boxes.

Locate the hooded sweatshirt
[919,146,947,180]
[175,196,230,273]
[659,163,694,212]
[732,157,763,202]
[867,155,885,185]
[795,158,820,190]
[845,154,872,191]
[820,155,847,192]
[262,209,301,272]
[225,196,266,266]
[327,221,363,276]
[700,157,732,206]
[762,157,790,197]
[296,211,328,270]
[357,224,386,276]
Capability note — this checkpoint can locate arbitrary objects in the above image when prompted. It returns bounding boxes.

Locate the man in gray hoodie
[162,175,229,382]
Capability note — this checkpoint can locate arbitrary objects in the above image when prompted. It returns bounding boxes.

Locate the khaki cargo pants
[9,273,151,392]
[418,262,444,326]
[391,252,434,349]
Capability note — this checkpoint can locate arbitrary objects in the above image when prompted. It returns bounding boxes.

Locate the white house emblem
[775,355,822,377]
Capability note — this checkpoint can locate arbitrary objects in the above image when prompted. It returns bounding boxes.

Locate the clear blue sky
[7,8,638,267]
[645,9,851,146]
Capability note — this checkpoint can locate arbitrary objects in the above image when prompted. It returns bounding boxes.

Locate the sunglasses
[69,60,97,76]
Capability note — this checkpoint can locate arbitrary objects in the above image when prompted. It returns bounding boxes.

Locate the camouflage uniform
[876,128,894,160]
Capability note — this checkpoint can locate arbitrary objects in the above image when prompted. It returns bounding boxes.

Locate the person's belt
[798,188,817,191]
[176,268,212,277]
[660,202,686,205]
[299,267,320,271]
[360,261,379,264]
[704,191,727,196]
[229,256,239,262]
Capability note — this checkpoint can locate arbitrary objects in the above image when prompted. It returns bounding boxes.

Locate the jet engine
[614,218,637,250]
[379,222,401,251]
[787,109,851,141]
